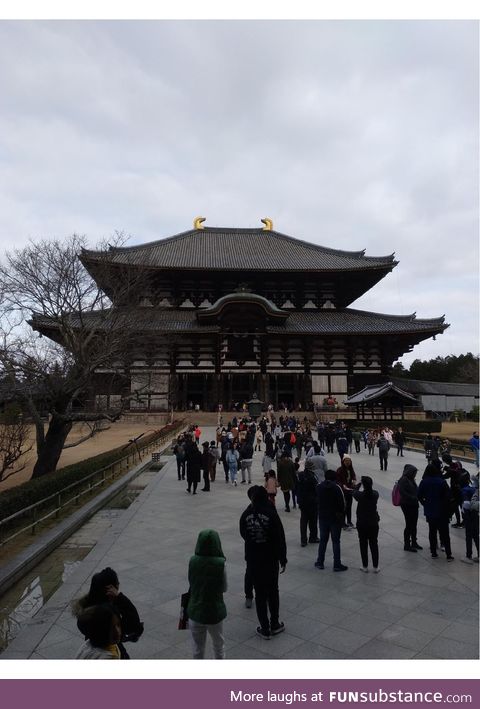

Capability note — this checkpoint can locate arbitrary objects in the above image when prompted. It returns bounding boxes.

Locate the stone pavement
[2,428,478,660]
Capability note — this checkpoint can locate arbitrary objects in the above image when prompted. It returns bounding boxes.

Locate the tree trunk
[31,415,73,478]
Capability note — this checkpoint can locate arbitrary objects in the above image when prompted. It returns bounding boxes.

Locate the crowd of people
[73,416,479,660]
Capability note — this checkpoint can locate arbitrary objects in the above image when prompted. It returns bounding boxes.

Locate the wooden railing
[0,421,185,549]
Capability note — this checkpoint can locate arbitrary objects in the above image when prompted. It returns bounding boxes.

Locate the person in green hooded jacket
[187,529,227,659]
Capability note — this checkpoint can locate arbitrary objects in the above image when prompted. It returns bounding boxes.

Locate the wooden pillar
[228,373,233,409]
[274,374,279,409]
[202,374,208,411]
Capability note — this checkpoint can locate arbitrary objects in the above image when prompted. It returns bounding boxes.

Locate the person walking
[225,443,240,486]
[276,450,297,512]
[239,486,287,639]
[336,429,349,462]
[353,476,380,572]
[306,442,328,483]
[315,469,348,572]
[75,605,122,660]
[353,430,362,454]
[394,428,406,457]
[418,464,453,561]
[239,437,254,485]
[398,464,422,552]
[377,433,390,471]
[173,437,186,481]
[335,454,357,529]
[208,440,220,482]
[186,442,202,495]
[187,529,227,659]
[460,472,479,564]
[201,441,211,492]
[297,460,319,546]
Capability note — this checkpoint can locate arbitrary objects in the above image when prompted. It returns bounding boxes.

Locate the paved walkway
[2,429,478,660]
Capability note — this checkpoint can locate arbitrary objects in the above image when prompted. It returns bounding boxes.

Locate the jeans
[300,504,318,544]
[229,464,238,483]
[250,558,280,632]
[317,519,342,567]
[357,524,379,568]
[379,452,388,470]
[283,491,291,511]
[190,619,225,659]
[240,460,253,483]
[401,503,419,547]
[396,445,404,456]
[176,458,185,479]
[427,516,452,556]
[244,563,254,599]
[344,493,353,525]
[464,509,479,558]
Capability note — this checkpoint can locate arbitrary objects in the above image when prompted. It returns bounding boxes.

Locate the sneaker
[451,523,462,528]
[446,556,454,562]
[473,557,479,563]
[248,480,252,484]
[309,538,320,544]
[461,557,474,565]
[413,543,423,550]
[360,567,369,573]
[186,489,191,493]
[431,553,438,558]
[241,480,246,484]
[285,507,290,512]
[256,626,271,640]
[373,567,381,574]
[234,481,237,487]
[301,542,307,547]
[404,546,417,553]
[245,598,253,609]
[314,562,324,570]
[270,622,285,635]
[347,523,355,529]
[334,564,348,572]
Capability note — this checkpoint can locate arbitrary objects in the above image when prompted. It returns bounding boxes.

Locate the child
[75,605,122,659]
[264,469,278,506]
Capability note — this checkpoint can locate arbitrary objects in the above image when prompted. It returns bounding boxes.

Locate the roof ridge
[82,225,396,263]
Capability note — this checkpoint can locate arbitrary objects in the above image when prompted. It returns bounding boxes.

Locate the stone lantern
[247,393,263,419]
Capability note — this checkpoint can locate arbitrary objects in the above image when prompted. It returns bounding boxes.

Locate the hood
[194,529,225,558]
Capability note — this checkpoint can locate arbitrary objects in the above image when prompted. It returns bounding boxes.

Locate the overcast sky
[0,20,478,367]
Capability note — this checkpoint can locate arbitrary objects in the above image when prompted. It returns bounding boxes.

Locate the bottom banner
[0,680,478,709]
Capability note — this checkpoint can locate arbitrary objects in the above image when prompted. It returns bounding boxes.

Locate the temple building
[31,219,449,412]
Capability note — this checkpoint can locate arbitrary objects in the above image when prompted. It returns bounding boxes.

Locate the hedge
[0,421,184,522]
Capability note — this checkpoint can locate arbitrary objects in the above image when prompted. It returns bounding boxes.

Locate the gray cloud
[0,20,477,366]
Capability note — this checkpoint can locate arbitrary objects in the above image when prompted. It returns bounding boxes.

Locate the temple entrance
[271,374,295,410]
[230,374,251,409]
[184,373,205,409]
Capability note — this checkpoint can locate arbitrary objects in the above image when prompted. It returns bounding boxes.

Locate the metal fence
[0,421,185,549]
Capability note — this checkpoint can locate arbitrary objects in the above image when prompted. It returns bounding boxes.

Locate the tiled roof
[344,382,418,405]
[30,307,447,337]
[389,377,478,397]
[81,226,397,273]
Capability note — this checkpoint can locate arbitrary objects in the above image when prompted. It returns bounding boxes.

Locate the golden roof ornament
[261,217,273,231]
[194,216,206,229]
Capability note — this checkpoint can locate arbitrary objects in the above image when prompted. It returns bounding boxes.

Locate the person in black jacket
[185,441,202,494]
[397,464,422,552]
[239,486,287,639]
[297,461,319,546]
[353,476,380,572]
[315,469,348,572]
[201,441,211,492]
[73,567,143,659]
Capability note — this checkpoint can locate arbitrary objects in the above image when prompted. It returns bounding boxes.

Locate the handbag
[178,591,190,630]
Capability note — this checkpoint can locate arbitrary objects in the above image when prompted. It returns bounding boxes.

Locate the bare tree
[0,233,147,478]
[0,416,32,483]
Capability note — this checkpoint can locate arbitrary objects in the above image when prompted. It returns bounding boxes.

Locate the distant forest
[392,353,479,384]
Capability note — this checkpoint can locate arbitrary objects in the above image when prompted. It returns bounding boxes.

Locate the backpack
[392,480,401,506]
[378,438,389,453]
[290,433,296,445]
